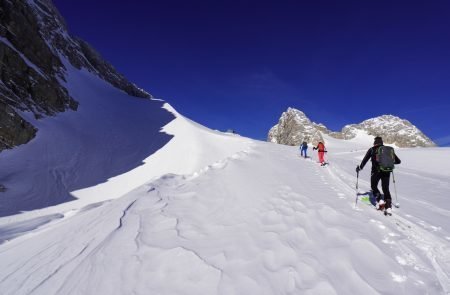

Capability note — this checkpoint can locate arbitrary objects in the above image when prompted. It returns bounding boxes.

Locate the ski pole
[392,171,400,208]
[355,170,359,208]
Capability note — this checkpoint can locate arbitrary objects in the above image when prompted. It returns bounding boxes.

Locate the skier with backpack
[356,136,401,215]
[313,141,327,166]
[300,141,308,158]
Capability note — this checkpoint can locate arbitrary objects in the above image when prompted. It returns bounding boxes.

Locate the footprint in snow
[382,237,395,244]
[394,253,425,271]
[337,192,345,199]
[390,272,407,283]
[370,219,386,229]
[286,267,296,292]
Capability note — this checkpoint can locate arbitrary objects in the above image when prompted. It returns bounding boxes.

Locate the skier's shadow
[357,191,384,206]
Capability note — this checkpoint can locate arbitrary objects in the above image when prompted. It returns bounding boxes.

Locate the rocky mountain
[267,108,326,146]
[340,115,435,147]
[268,108,436,147]
[0,0,150,151]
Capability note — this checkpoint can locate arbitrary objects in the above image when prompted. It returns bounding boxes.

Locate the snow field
[1,140,448,294]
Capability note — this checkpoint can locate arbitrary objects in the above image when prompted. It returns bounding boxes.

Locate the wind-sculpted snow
[0,213,63,244]
[0,138,448,294]
[0,65,175,217]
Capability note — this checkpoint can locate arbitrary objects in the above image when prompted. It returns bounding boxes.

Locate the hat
[374,136,383,145]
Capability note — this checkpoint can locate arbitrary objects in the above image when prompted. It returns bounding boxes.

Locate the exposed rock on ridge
[268,108,436,147]
[340,115,435,147]
[267,108,325,146]
[0,0,150,151]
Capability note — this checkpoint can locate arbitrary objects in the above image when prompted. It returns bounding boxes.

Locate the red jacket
[316,142,325,152]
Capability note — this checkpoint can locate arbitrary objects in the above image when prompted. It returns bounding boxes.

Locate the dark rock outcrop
[0,0,150,152]
[0,101,36,150]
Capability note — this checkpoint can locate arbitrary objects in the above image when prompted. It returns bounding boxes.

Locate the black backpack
[375,146,395,172]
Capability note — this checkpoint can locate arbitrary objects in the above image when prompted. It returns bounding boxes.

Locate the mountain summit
[340,115,436,147]
[267,108,327,146]
[268,108,436,147]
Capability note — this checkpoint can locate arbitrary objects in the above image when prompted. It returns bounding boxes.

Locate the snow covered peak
[268,108,436,148]
[282,108,309,124]
[342,115,436,147]
[285,107,306,116]
[267,108,325,146]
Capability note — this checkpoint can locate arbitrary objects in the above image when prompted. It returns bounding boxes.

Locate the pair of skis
[357,194,392,216]
[355,171,398,216]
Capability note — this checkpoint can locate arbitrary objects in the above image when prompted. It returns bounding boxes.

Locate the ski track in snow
[324,155,450,294]
[0,142,449,294]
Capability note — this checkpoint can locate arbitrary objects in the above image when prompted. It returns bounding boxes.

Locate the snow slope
[0,61,251,219]
[0,66,449,294]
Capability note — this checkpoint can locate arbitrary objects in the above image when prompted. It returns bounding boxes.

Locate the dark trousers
[301,147,307,158]
[371,171,392,208]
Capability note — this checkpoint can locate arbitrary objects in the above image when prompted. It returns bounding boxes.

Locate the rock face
[0,0,150,152]
[267,108,325,146]
[268,108,436,147]
[340,115,435,147]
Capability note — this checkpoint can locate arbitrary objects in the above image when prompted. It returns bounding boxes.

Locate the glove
[356,165,361,173]
[313,147,317,151]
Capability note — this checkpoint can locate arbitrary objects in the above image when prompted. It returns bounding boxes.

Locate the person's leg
[371,171,382,202]
[318,151,324,163]
[381,172,392,208]
[305,148,308,158]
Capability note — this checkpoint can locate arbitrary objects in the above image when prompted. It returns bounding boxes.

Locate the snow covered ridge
[0,0,150,151]
[268,108,436,147]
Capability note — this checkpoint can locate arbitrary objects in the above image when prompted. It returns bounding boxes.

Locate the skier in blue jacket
[300,141,308,158]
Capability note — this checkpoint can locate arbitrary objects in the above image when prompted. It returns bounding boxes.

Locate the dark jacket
[301,142,308,149]
[360,144,401,172]
[313,142,325,152]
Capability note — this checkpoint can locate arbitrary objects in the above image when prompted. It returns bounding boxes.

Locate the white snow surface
[0,67,450,294]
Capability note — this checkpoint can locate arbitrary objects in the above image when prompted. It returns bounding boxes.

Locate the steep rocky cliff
[0,0,150,151]
[267,108,325,146]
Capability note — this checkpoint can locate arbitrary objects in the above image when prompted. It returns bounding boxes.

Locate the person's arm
[359,148,373,170]
[394,153,401,164]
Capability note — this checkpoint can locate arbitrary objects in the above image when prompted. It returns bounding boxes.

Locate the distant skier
[356,136,401,215]
[312,141,327,166]
[300,141,308,158]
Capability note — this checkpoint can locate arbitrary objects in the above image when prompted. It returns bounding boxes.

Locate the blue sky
[54,0,450,145]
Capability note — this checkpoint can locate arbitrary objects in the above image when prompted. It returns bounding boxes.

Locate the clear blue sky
[54,0,450,145]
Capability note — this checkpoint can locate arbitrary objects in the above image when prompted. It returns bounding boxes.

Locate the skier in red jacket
[313,141,327,166]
